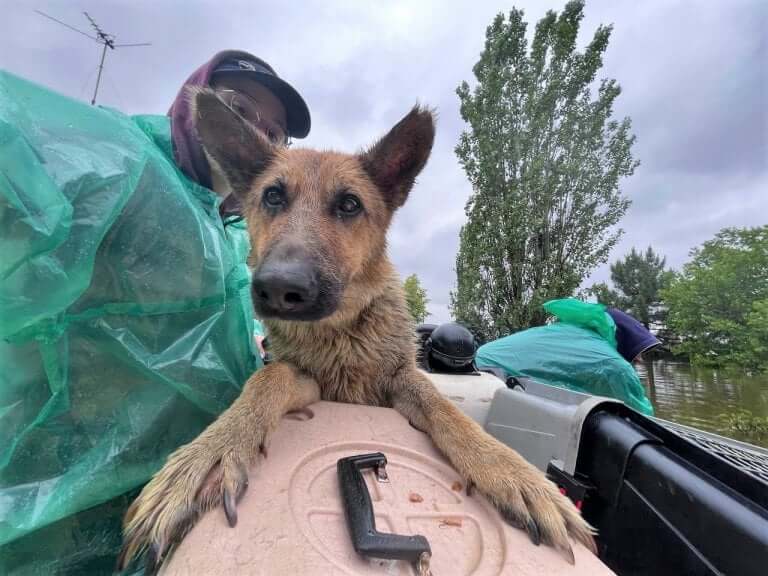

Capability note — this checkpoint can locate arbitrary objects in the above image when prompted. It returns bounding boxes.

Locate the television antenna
[34,9,151,105]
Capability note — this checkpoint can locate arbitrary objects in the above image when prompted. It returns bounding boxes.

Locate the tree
[743,299,768,371]
[403,274,430,324]
[661,226,768,371]
[451,1,638,342]
[588,246,673,327]
[583,281,619,307]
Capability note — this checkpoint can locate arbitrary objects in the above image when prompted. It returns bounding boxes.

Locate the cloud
[2,0,765,325]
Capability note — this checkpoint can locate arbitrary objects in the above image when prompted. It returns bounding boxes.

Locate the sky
[1,0,765,323]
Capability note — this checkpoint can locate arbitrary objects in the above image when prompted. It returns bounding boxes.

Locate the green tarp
[477,299,654,415]
[0,71,260,574]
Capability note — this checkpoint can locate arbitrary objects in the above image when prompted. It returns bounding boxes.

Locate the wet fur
[118,89,595,573]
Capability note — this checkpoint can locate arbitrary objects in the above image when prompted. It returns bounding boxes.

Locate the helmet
[425,322,477,373]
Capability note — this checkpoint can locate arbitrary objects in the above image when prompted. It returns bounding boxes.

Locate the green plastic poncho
[0,71,261,574]
[476,299,654,415]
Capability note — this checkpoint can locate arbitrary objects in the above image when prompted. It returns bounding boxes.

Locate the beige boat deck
[162,401,614,576]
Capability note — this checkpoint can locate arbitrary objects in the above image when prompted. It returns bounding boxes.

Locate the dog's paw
[117,434,259,574]
[472,447,596,563]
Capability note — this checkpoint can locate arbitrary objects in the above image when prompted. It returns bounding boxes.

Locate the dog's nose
[252,261,319,315]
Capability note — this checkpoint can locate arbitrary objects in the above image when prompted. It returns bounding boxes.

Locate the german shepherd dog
[118,89,595,573]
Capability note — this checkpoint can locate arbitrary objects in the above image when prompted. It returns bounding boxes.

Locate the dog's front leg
[391,368,595,563]
[118,362,320,573]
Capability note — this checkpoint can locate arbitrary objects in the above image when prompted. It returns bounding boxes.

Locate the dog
[117,88,596,573]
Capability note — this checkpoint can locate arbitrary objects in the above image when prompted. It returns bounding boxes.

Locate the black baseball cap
[212,56,311,139]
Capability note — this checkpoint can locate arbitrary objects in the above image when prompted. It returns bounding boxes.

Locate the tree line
[443,1,767,372]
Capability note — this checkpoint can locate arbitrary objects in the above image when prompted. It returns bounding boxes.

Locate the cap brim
[214,70,311,139]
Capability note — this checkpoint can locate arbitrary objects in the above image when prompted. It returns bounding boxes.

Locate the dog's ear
[191,86,275,198]
[359,106,435,209]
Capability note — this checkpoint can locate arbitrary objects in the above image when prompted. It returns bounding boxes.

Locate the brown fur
[118,90,595,573]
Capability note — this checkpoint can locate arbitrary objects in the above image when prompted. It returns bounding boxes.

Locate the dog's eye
[336,194,363,217]
[262,185,286,210]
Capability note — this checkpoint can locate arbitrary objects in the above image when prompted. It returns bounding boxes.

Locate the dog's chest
[272,325,404,405]
[305,333,395,404]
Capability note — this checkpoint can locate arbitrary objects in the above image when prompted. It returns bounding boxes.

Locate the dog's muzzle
[251,256,339,321]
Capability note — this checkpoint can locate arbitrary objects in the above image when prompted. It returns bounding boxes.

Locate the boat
[166,337,768,575]
[429,369,768,576]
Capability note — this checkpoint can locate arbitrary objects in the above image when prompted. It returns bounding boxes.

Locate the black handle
[337,452,431,562]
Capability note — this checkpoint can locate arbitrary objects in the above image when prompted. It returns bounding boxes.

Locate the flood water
[635,360,768,448]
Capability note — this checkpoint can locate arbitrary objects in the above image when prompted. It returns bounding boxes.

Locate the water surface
[636,360,768,448]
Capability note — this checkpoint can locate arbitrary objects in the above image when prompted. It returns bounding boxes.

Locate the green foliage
[588,246,673,327]
[583,281,618,307]
[744,299,768,370]
[718,410,768,440]
[403,273,430,324]
[662,226,768,371]
[451,1,638,341]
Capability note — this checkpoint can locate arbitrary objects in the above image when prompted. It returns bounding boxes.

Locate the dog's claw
[478,449,596,562]
[560,543,576,565]
[500,505,536,542]
[223,488,238,527]
[526,518,541,546]
[144,542,162,576]
[118,429,262,573]
[115,546,130,573]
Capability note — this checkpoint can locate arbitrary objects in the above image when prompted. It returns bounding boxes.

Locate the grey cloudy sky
[2,0,765,323]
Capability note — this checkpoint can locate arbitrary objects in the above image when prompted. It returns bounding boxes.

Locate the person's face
[211,75,289,146]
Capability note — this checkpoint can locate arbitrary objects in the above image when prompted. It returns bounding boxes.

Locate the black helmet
[416,323,439,340]
[425,322,477,373]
